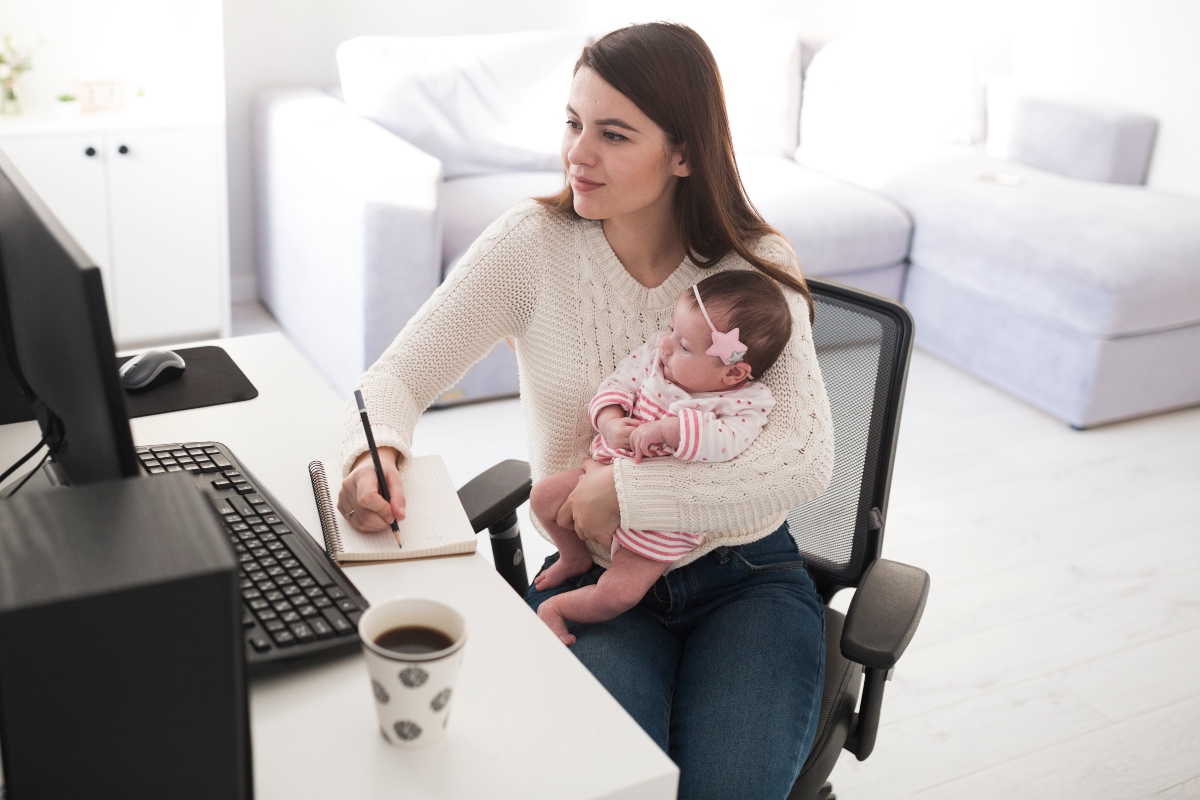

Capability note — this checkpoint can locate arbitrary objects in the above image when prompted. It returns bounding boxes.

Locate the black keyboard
[135,441,369,668]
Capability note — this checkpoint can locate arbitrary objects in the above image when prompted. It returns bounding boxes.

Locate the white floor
[240,303,1200,798]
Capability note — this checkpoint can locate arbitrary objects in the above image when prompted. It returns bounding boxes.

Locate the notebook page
[334,455,476,561]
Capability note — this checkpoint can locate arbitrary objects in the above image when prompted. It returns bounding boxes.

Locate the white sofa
[254,26,913,403]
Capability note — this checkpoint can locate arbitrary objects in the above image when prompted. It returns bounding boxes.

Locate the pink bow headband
[692,284,748,366]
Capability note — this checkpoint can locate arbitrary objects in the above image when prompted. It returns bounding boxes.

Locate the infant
[531,270,794,644]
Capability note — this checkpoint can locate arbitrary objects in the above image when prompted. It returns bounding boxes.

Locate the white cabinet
[0,116,229,348]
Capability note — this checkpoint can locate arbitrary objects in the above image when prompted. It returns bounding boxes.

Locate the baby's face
[659,297,742,393]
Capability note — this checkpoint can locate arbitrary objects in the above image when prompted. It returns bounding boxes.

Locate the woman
[338,22,833,799]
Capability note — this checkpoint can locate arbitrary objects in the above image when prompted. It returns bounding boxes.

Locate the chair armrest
[1005,93,1158,185]
[841,559,929,670]
[254,89,444,396]
[457,460,531,533]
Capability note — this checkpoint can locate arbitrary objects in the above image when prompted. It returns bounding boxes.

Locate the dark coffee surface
[375,625,455,655]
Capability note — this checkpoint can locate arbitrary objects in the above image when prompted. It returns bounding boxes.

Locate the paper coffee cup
[359,598,467,748]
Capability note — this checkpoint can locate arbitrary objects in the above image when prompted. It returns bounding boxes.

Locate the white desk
[0,333,678,800]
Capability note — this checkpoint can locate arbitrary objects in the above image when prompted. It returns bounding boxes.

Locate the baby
[530,270,794,644]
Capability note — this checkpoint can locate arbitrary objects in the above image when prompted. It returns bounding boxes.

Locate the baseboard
[231,272,258,304]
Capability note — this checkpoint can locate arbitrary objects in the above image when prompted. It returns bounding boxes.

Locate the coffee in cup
[358,598,467,748]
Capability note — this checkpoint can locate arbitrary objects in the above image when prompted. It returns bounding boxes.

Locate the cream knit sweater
[341,200,834,569]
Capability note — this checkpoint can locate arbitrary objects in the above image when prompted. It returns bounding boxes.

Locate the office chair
[457,278,929,800]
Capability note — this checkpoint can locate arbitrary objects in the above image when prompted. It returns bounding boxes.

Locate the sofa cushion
[441,171,566,273]
[739,154,912,277]
[338,31,588,178]
[880,153,1200,337]
[796,37,984,189]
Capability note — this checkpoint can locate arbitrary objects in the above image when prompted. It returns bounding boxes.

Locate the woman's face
[562,67,689,221]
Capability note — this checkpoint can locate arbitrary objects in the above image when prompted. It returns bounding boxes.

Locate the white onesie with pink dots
[587,331,776,562]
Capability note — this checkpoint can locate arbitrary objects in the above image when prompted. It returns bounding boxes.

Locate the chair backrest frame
[790,277,914,597]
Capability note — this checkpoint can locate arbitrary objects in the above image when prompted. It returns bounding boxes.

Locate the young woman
[337,23,834,799]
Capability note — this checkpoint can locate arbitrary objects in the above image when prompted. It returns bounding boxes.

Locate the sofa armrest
[1005,93,1158,185]
[841,558,929,670]
[254,89,443,396]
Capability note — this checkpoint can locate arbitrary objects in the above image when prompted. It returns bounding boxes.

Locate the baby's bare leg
[538,547,670,644]
[529,469,593,590]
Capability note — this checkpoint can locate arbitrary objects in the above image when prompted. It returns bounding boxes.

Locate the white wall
[0,0,223,116]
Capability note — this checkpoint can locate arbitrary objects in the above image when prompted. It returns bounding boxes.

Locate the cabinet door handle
[85,146,96,157]
[117,144,130,155]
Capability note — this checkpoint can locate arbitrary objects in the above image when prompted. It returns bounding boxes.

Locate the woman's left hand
[556,459,621,545]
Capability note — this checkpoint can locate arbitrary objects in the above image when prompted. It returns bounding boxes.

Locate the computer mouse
[119,349,186,392]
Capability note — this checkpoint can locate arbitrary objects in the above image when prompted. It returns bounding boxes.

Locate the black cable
[0,434,48,485]
[4,449,51,499]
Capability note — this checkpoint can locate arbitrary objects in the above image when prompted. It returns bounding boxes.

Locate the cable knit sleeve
[612,237,835,534]
[339,201,544,477]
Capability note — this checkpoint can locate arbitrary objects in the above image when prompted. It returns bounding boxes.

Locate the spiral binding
[308,461,343,557]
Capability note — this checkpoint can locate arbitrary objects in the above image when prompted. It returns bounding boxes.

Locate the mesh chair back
[786,279,913,590]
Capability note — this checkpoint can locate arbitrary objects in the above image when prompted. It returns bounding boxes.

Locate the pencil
[354,389,401,544]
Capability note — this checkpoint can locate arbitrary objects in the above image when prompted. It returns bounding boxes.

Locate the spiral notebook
[307,455,477,563]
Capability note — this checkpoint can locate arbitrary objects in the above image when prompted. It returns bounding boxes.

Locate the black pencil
[354,390,401,542]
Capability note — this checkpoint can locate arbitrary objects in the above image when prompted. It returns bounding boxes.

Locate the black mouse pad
[116,346,258,418]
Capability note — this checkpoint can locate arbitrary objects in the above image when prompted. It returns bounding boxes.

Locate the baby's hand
[629,421,667,463]
[601,416,641,450]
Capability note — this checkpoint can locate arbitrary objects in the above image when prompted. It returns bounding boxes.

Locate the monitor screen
[0,149,138,484]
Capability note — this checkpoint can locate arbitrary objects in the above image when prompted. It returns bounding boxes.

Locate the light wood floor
[411,349,1200,799]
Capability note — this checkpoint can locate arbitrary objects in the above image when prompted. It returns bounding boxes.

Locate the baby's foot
[534,550,593,591]
[537,599,577,646]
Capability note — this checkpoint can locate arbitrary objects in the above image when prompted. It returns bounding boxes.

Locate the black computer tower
[0,473,251,799]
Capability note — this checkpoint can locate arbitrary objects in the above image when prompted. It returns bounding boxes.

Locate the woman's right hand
[338,447,406,533]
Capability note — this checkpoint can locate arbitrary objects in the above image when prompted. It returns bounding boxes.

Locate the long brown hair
[537,22,814,322]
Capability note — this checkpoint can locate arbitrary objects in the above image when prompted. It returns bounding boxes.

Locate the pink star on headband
[693,284,748,366]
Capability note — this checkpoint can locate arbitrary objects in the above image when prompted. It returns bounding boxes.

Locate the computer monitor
[0,149,138,485]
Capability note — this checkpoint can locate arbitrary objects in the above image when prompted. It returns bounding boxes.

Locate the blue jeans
[525,521,825,800]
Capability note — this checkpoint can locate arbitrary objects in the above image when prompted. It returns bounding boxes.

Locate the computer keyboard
[135,441,369,668]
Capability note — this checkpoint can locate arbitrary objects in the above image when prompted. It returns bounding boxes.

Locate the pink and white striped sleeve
[674,388,776,463]
[588,336,658,430]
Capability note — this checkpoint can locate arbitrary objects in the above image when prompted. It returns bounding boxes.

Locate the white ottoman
[880,153,1200,427]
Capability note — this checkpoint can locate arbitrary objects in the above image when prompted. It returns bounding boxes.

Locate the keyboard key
[212,479,232,490]
[256,579,277,591]
[158,457,177,466]
[138,451,156,461]
[271,524,292,535]
[249,634,272,653]
[150,445,175,453]
[263,514,282,526]
[326,587,347,600]
[236,484,257,495]
[242,609,255,628]
[249,599,270,610]
[271,630,296,647]
[230,522,249,532]
[281,610,301,624]
[337,599,359,614]
[230,497,255,517]
[186,448,206,456]
[165,465,184,472]
[266,541,285,552]
[148,467,166,474]
[271,600,291,613]
[230,476,248,486]
[239,577,254,590]
[346,610,362,626]
[247,570,267,583]
[310,618,335,639]
[297,604,319,618]
[211,497,236,516]
[251,548,269,559]
[198,461,220,473]
[224,513,240,524]
[183,464,201,473]
[321,607,353,634]
[280,534,334,586]
[274,574,294,586]
[313,596,332,608]
[289,622,316,641]
[244,515,263,526]
[304,586,324,598]
[264,619,286,632]
[204,446,221,455]
[246,494,266,506]
[238,553,255,564]
[212,455,232,469]
[266,566,285,577]
[258,556,278,569]
[265,590,284,602]
[280,558,300,569]
[242,588,262,600]
[297,577,316,589]
[288,568,307,579]
[256,608,278,621]
[282,585,302,597]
